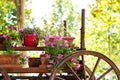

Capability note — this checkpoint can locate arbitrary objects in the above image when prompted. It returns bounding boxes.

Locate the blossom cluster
[0,26,20,54]
[44,35,76,71]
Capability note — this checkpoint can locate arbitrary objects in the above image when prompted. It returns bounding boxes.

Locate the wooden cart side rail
[0,46,45,51]
[0,68,11,80]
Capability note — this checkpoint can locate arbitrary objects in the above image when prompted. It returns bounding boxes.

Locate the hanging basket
[23,34,39,47]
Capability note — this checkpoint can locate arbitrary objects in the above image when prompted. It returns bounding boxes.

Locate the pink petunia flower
[64,40,69,47]
[44,41,49,45]
[45,54,51,59]
[53,36,59,41]
[49,60,54,64]
[19,30,23,33]
[75,64,81,70]
[47,64,52,68]
[57,54,64,59]
[71,58,77,62]
[50,42,55,48]
[45,35,50,41]
[55,59,59,64]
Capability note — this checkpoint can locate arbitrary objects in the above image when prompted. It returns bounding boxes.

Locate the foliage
[20,17,45,40]
[44,35,75,71]
[0,26,20,54]
[42,0,80,38]
[84,1,120,78]
[0,0,17,27]
[19,27,35,40]
[19,55,29,64]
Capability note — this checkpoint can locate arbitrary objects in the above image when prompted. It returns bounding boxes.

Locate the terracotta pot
[23,34,39,47]
[0,54,19,65]
[28,58,41,67]
[49,36,75,43]
[62,37,75,43]
[49,36,75,47]
[62,37,75,47]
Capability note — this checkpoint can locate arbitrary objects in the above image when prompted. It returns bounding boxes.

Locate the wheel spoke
[65,62,81,80]
[81,55,86,80]
[97,67,112,80]
[1,68,11,80]
[55,76,65,80]
[50,51,120,80]
[90,58,101,80]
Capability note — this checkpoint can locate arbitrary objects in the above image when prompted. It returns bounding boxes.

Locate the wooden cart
[0,9,120,80]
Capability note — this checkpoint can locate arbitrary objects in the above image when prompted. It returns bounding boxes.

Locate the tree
[42,0,81,44]
[86,0,120,70]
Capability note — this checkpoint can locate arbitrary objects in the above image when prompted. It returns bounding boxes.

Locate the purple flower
[55,59,59,64]
[45,35,49,41]
[23,56,29,61]
[60,36,63,40]
[53,36,59,41]
[41,51,45,55]
[49,60,54,64]
[0,34,5,38]
[64,40,69,47]
[19,30,23,33]
[6,36,11,39]
[50,42,55,48]
[13,27,17,30]
[44,41,49,45]
[75,64,81,70]
[13,42,18,47]
[71,58,77,62]
[8,26,12,29]
[57,54,63,59]
[45,54,51,59]
[47,64,52,68]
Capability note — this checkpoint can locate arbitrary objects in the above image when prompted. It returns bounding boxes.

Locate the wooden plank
[1,65,49,73]
[0,46,45,51]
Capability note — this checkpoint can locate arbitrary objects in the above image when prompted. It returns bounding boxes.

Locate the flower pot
[0,54,20,65]
[49,36,75,48]
[23,34,39,47]
[28,58,41,67]
[62,37,75,47]
[62,37,75,43]
[49,36,75,42]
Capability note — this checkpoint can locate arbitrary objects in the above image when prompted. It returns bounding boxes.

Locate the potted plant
[19,27,40,47]
[44,35,75,71]
[27,51,42,67]
[44,20,75,48]
[0,26,20,54]
[0,26,21,66]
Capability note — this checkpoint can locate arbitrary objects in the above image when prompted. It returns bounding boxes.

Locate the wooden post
[20,0,25,29]
[13,0,25,29]
[63,20,67,36]
[80,9,86,50]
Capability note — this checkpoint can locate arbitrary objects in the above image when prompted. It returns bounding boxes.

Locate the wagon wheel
[50,50,120,80]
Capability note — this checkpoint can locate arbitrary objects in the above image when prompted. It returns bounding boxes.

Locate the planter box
[28,58,41,67]
[0,54,19,65]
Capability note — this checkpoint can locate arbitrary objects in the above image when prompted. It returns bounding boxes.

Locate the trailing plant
[0,26,20,54]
